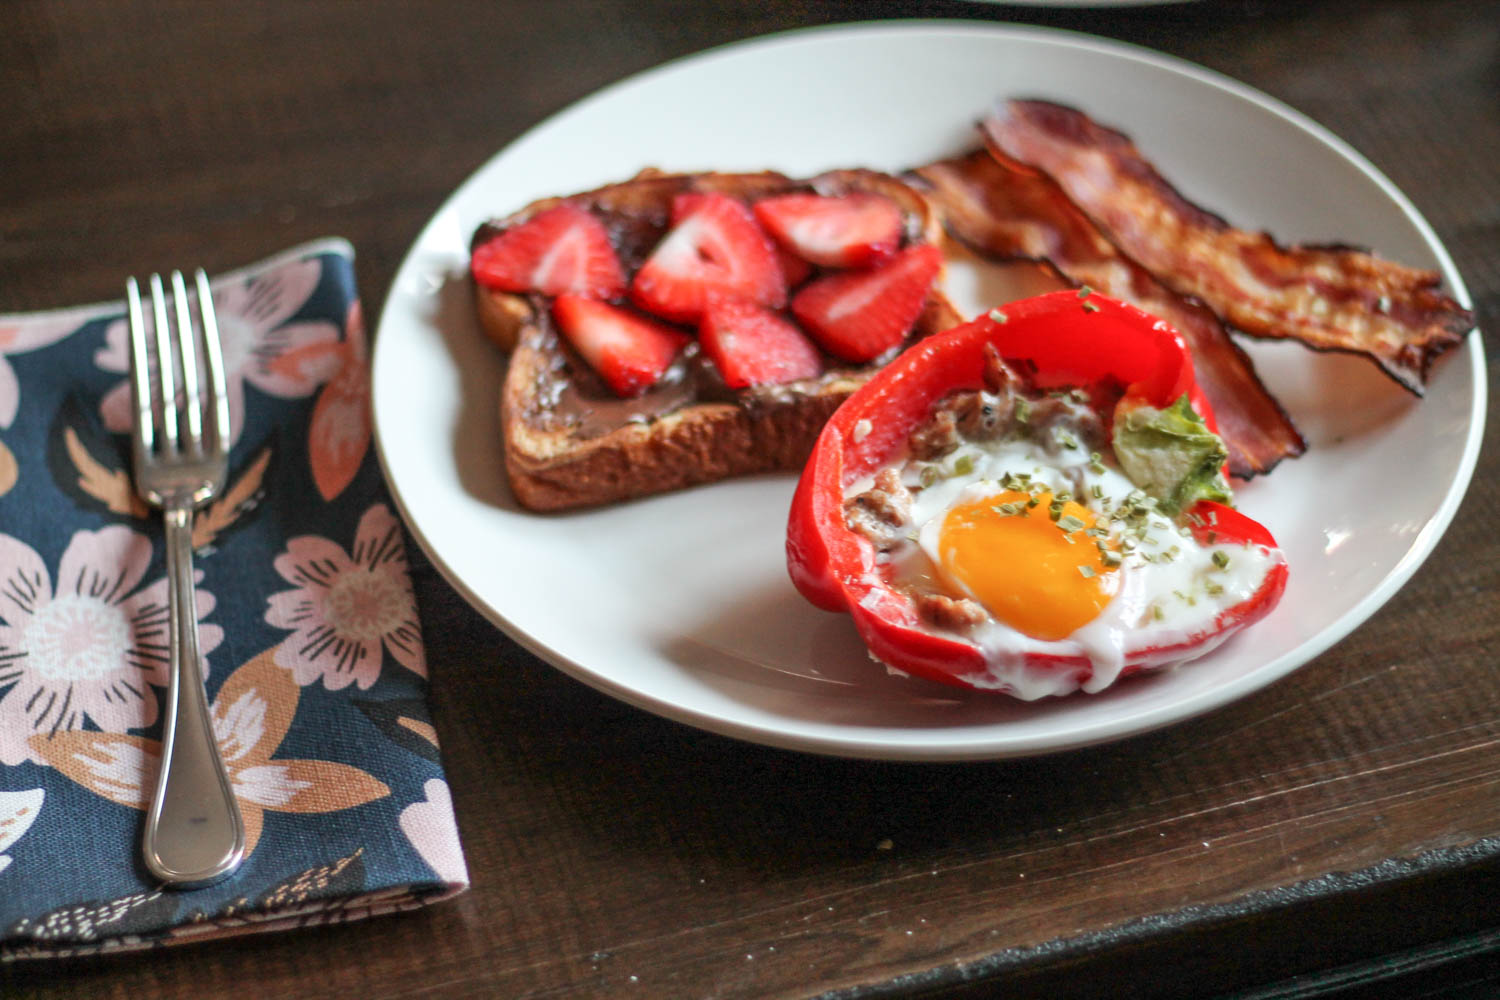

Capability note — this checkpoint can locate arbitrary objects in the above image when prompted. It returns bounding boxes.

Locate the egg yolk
[937,490,1117,641]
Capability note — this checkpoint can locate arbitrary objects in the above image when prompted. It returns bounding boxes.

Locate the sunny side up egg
[858,413,1282,700]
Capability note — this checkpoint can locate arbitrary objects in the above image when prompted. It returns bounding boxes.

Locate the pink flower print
[96,258,344,447]
[0,314,85,428]
[0,526,222,766]
[264,504,426,690]
[399,779,469,887]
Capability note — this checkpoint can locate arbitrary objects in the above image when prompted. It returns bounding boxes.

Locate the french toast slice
[473,169,962,511]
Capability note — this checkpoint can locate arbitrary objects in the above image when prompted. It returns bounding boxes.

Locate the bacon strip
[981,99,1475,395]
[911,149,1305,478]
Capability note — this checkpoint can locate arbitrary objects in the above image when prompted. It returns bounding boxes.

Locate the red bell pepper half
[785,289,1288,693]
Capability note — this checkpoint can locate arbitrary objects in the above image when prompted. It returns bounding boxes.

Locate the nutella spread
[522,311,881,441]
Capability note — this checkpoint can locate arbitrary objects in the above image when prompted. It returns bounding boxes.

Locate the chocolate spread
[520,306,884,441]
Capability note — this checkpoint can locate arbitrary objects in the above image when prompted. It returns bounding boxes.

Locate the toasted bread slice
[473,169,961,511]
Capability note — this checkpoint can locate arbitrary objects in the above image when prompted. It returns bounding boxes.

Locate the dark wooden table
[3,1,1497,997]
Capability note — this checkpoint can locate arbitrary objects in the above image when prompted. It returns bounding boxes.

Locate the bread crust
[474,169,961,510]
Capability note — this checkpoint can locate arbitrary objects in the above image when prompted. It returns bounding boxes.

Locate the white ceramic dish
[371,21,1484,761]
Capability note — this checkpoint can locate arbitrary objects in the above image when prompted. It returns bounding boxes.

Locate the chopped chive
[953,454,975,476]
[1212,550,1231,570]
[1078,565,1095,579]
[988,308,1009,324]
[1057,514,1086,533]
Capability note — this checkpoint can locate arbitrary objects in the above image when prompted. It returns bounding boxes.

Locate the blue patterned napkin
[0,238,468,959]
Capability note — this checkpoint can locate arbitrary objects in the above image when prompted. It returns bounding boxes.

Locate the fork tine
[126,276,155,457]
[148,273,179,451]
[171,271,204,455]
[195,268,231,455]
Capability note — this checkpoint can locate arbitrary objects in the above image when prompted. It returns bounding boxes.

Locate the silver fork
[127,269,245,888]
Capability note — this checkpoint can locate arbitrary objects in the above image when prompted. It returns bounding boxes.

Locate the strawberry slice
[791,243,942,363]
[630,192,786,323]
[552,295,690,397]
[775,244,813,289]
[472,203,625,299]
[699,296,823,389]
[754,192,904,269]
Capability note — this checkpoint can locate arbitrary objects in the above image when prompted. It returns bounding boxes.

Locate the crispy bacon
[911,149,1305,478]
[981,99,1475,395]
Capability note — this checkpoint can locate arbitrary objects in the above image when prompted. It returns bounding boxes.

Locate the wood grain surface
[3,1,1498,998]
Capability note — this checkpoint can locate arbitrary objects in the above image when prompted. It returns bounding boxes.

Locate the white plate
[372,21,1485,761]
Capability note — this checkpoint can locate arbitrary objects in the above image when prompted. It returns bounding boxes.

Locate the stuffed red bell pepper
[786,289,1287,698]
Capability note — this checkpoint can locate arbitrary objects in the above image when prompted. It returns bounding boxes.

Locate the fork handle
[142,503,245,888]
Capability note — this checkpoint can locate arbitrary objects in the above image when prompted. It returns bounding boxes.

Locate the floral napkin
[0,238,468,960]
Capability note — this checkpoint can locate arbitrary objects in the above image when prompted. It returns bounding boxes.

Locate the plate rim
[371,18,1487,761]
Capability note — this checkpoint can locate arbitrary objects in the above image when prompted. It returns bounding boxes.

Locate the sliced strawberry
[753,192,904,269]
[552,295,690,397]
[630,192,786,323]
[699,296,823,389]
[472,203,625,299]
[791,243,942,363]
[775,244,813,289]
